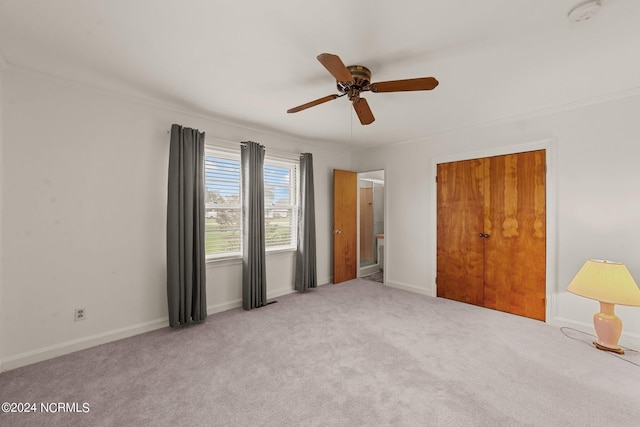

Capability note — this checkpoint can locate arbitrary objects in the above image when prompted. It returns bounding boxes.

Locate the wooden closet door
[436,150,546,321]
[483,150,546,320]
[436,159,486,306]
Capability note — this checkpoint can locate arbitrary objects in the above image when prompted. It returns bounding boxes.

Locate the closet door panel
[436,159,485,306]
[483,150,546,320]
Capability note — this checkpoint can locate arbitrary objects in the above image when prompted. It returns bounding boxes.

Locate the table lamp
[567,259,640,354]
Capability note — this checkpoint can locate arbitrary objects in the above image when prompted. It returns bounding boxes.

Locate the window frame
[263,157,298,252]
[204,147,242,260]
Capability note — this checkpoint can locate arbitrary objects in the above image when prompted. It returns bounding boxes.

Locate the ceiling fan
[287,53,439,125]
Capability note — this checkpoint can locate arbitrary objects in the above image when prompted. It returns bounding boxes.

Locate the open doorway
[358,170,384,282]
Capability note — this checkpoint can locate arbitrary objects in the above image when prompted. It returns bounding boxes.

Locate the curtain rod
[168,129,307,160]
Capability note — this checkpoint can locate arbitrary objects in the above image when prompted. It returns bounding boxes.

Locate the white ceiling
[1,0,639,150]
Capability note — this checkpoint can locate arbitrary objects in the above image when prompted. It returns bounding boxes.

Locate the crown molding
[369,86,640,152]
[6,63,352,154]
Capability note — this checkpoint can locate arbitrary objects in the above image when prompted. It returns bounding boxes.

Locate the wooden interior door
[333,169,358,284]
[436,159,486,305]
[483,150,546,320]
[436,150,546,321]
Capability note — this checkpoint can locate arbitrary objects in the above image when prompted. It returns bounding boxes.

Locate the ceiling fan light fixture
[567,0,602,23]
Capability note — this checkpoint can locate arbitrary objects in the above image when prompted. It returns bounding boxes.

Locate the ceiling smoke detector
[567,0,602,22]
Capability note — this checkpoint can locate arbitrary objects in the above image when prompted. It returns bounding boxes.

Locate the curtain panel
[166,124,207,327]
[241,141,267,310]
[295,153,317,291]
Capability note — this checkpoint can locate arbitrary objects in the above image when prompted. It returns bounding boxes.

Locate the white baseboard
[1,288,299,372]
[1,317,169,372]
[551,316,640,351]
[385,280,435,297]
[379,286,640,351]
[208,299,242,314]
[267,287,296,299]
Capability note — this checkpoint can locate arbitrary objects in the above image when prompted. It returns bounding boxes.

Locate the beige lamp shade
[567,259,640,306]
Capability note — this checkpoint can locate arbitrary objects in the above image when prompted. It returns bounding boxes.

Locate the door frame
[356,169,386,281]
[430,138,557,323]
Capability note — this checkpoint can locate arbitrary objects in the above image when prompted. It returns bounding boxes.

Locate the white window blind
[264,161,297,250]
[204,152,241,257]
[204,148,298,259]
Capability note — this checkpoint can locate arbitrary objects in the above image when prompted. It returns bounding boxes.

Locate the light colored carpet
[1,279,639,426]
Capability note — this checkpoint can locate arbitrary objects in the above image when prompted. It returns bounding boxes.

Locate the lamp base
[593,341,625,355]
[592,302,625,354]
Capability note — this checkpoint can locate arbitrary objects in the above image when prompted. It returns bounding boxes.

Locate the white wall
[0,68,350,370]
[6,65,639,372]
[352,91,640,348]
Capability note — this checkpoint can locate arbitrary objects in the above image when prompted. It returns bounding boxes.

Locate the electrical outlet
[74,308,85,321]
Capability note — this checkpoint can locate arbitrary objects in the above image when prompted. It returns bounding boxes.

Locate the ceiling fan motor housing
[337,65,371,94]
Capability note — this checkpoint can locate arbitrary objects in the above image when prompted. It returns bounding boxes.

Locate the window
[204,148,298,259]
[205,152,241,257]
[264,161,297,250]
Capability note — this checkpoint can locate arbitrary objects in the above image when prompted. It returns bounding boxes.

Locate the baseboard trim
[385,280,435,297]
[551,316,640,350]
[267,288,296,299]
[207,288,296,314]
[1,317,169,372]
[1,288,299,372]
[207,299,242,314]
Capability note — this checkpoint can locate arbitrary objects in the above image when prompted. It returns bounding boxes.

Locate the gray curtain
[241,141,267,310]
[166,124,207,327]
[295,153,317,292]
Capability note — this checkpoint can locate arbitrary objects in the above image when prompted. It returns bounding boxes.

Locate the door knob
[334,229,342,234]
[479,233,490,238]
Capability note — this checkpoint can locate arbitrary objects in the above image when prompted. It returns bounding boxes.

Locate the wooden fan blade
[287,94,339,113]
[317,53,354,83]
[370,77,439,93]
[353,98,375,125]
